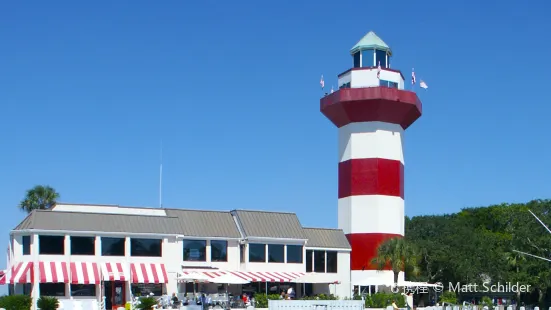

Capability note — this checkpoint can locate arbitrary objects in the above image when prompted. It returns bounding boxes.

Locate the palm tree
[18,185,60,213]
[371,237,420,285]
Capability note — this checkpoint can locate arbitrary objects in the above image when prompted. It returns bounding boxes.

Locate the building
[3,203,351,308]
[320,31,422,289]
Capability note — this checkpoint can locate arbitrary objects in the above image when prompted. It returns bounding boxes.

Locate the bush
[439,291,458,304]
[0,295,33,310]
[253,294,280,308]
[301,294,338,300]
[38,296,59,310]
[136,297,157,310]
[364,293,405,308]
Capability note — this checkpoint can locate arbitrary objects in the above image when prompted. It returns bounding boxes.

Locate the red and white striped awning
[229,271,305,282]
[39,262,69,283]
[70,262,101,284]
[10,262,33,284]
[130,263,168,284]
[181,270,305,283]
[100,262,128,281]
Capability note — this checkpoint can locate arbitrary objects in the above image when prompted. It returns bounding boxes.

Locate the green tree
[18,185,60,213]
[371,237,420,285]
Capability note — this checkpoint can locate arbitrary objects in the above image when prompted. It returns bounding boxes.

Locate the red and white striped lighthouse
[320,31,422,285]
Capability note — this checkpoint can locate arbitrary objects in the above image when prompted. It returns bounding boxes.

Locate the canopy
[293,273,340,284]
[208,274,249,285]
[177,272,211,282]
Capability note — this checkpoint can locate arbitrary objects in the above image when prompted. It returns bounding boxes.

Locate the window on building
[39,235,64,255]
[248,243,266,262]
[379,80,398,88]
[339,82,351,89]
[40,283,65,296]
[210,240,227,262]
[375,49,387,68]
[22,236,31,255]
[71,284,96,296]
[101,237,126,256]
[130,238,162,257]
[306,250,313,272]
[183,240,206,261]
[361,49,374,67]
[71,236,95,255]
[353,52,361,68]
[268,244,284,263]
[131,283,164,297]
[286,245,303,263]
[313,250,326,272]
[240,244,245,263]
[326,251,338,273]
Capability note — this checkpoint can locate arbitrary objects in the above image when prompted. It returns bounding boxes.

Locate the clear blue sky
[1,0,550,271]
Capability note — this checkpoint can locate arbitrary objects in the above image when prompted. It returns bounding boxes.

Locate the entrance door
[104,281,126,310]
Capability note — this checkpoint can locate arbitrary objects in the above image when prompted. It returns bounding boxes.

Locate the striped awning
[39,262,69,283]
[181,270,305,283]
[70,262,101,284]
[130,263,168,284]
[10,262,33,284]
[100,262,128,281]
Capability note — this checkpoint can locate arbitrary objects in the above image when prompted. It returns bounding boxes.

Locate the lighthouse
[320,31,422,285]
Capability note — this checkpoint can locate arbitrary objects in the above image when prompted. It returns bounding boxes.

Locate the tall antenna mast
[159,140,163,208]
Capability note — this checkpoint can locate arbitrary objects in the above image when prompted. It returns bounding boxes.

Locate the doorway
[104,281,126,310]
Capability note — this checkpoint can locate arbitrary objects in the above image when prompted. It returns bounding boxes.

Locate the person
[287,287,295,300]
[392,300,400,310]
[200,293,207,310]
[401,292,413,310]
[280,291,285,299]
[242,293,250,306]
[171,293,180,308]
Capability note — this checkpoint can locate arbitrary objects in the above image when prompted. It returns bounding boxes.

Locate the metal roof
[164,209,241,238]
[303,227,351,249]
[350,31,391,55]
[231,210,307,239]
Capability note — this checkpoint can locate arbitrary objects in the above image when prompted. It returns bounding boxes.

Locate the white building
[3,203,352,309]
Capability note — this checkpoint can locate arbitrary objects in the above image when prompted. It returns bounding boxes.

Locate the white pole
[159,141,163,208]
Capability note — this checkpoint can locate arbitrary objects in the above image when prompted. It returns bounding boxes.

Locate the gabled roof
[165,209,241,238]
[303,227,351,249]
[350,31,391,55]
[14,210,183,235]
[231,210,307,240]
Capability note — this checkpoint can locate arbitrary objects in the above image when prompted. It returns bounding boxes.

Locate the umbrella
[209,274,250,309]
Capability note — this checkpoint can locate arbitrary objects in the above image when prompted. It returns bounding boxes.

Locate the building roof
[350,31,391,55]
[165,209,241,238]
[231,210,307,239]
[14,210,183,235]
[303,227,351,249]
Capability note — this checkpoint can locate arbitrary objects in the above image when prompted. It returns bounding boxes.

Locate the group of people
[279,287,296,300]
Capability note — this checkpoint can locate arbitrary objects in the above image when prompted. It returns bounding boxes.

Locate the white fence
[268,300,365,310]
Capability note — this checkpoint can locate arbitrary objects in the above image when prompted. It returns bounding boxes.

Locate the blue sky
[1,0,550,272]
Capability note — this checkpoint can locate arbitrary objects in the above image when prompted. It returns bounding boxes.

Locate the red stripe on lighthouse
[347,233,403,271]
[338,158,404,198]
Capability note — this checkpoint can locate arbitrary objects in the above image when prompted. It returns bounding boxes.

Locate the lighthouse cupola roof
[350,31,392,69]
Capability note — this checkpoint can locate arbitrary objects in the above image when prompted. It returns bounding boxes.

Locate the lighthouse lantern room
[320,31,423,287]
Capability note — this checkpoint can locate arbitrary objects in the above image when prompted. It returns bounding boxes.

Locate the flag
[420,80,428,89]
[377,61,381,79]
[412,69,416,85]
[330,86,334,93]
[320,75,325,89]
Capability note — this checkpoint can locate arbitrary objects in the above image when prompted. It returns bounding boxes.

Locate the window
[71,236,95,255]
[22,236,31,255]
[71,284,96,296]
[210,240,227,262]
[40,283,65,296]
[375,49,387,68]
[39,235,64,255]
[101,237,126,256]
[306,250,313,272]
[248,243,266,262]
[240,244,245,263]
[379,80,398,88]
[183,240,206,261]
[361,49,374,67]
[313,250,325,272]
[268,244,284,263]
[353,52,360,68]
[131,283,164,297]
[339,82,351,89]
[130,238,162,257]
[286,245,303,263]
[326,251,338,273]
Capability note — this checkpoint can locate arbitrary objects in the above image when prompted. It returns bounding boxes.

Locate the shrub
[439,291,458,304]
[301,294,338,300]
[0,295,33,310]
[38,296,59,310]
[364,293,405,308]
[136,297,157,310]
